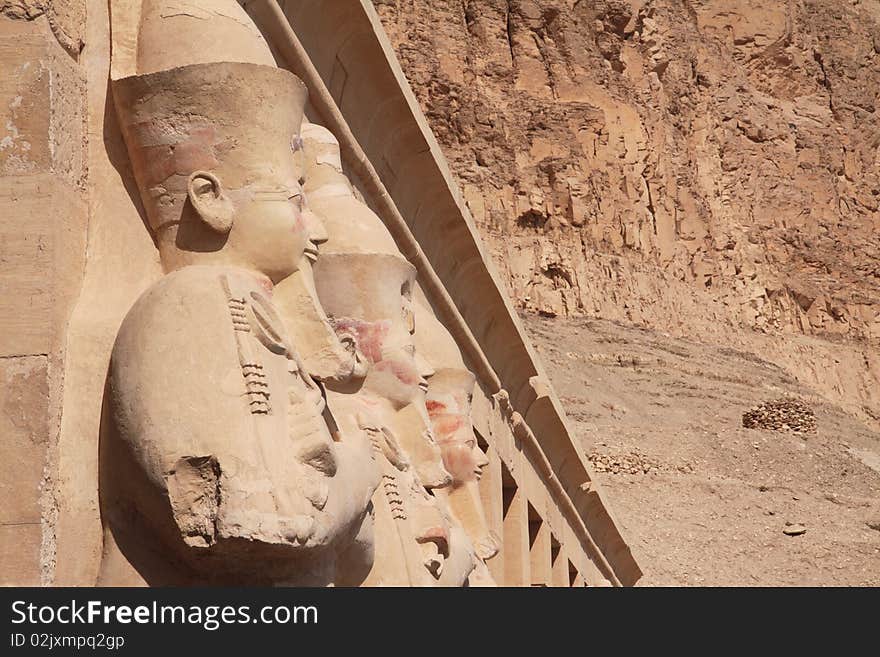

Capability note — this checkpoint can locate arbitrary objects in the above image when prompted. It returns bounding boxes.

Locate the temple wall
[0,1,161,585]
[0,4,87,585]
[50,0,162,586]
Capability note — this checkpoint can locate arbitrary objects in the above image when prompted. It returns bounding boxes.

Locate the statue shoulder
[121,265,234,322]
[113,266,266,353]
[106,266,286,501]
[109,265,247,421]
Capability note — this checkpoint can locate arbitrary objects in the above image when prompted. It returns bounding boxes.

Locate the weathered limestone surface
[375,0,880,425]
[0,356,47,585]
[376,0,880,336]
[0,3,87,585]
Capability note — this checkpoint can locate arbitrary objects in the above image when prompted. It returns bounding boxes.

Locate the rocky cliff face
[376,0,880,422]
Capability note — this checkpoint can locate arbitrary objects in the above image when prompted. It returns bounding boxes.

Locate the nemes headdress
[114,63,307,233]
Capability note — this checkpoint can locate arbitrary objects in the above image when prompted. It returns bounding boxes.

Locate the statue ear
[187,171,234,234]
[332,327,369,379]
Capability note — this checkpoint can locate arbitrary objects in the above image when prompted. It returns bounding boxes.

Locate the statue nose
[302,207,328,244]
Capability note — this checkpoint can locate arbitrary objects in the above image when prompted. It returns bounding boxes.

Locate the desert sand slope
[525,313,880,586]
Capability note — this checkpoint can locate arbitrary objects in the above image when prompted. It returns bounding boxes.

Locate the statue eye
[288,193,303,211]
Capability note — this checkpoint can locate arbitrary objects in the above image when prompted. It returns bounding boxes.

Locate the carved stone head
[315,252,448,486]
[426,368,490,484]
[304,125,449,488]
[412,301,489,485]
[113,62,310,283]
[414,300,499,561]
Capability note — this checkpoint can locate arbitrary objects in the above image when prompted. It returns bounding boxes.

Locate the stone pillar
[528,506,552,587]
[479,446,505,583]
[501,477,530,586]
[0,3,87,586]
[551,538,569,588]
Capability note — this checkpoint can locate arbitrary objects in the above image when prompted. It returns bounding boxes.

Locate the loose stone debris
[588,450,661,475]
[783,522,807,536]
[742,397,817,435]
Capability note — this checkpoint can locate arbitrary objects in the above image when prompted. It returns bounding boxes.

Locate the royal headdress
[111,0,306,232]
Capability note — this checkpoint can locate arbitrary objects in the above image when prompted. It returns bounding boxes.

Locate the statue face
[320,260,451,488]
[320,259,431,407]
[426,371,488,485]
[331,315,450,488]
[362,330,430,407]
[301,198,329,263]
[224,177,311,283]
[438,431,489,484]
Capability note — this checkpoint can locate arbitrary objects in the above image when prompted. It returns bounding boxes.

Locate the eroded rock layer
[376,0,879,338]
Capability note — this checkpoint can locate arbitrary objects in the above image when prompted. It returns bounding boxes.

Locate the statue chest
[220,273,329,443]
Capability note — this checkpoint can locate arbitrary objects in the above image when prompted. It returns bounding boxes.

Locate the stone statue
[98,61,379,586]
[414,300,501,585]
[300,123,478,585]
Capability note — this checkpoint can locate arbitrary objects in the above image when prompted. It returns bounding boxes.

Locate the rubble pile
[742,398,817,434]
[588,450,661,475]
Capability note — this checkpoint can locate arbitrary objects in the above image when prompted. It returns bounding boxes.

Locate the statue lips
[473,459,486,480]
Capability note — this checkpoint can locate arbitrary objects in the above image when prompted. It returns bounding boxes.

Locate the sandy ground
[523,314,880,586]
